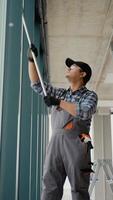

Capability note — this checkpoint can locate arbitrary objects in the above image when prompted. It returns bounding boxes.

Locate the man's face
[65,64,85,83]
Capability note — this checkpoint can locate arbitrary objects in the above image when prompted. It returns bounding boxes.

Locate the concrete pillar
[111,114,113,165]
[93,114,112,200]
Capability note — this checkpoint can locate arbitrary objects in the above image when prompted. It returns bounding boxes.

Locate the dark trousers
[41,132,90,200]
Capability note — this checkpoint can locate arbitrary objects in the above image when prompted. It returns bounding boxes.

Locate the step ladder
[89,159,113,196]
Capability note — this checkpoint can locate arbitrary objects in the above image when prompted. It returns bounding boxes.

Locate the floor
[62,178,71,200]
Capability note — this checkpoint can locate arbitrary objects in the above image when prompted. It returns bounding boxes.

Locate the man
[28,44,98,200]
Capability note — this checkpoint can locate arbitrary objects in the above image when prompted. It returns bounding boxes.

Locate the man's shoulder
[84,87,98,99]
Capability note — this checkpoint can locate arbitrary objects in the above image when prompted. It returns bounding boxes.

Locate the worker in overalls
[28,44,98,200]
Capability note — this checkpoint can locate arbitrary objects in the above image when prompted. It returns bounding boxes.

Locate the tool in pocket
[79,133,93,152]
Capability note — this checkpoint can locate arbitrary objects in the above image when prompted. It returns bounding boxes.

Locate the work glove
[27,43,38,62]
[44,95,61,107]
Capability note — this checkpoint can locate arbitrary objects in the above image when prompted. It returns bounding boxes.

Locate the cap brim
[65,58,76,67]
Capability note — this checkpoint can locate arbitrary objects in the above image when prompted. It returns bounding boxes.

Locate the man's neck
[70,82,84,92]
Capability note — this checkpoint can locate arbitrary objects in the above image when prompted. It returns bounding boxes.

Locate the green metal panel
[0,0,7,150]
[0,0,49,200]
[0,0,23,199]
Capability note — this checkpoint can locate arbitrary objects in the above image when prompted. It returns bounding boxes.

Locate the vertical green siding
[0,0,7,150]
[0,0,49,200]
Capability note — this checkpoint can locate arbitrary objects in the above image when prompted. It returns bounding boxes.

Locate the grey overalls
[41,105,92,200]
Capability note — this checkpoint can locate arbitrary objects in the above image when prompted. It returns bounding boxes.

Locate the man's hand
[27,43,38,62]
[44,96,61,107]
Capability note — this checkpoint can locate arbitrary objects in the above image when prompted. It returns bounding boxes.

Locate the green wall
[0,0,49,200]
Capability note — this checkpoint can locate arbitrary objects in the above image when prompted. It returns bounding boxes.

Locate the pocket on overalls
[79,159,94,189]
[78,136,88,157]
[63,120,74,130]
[79,139,94,188]
[79,170,91,189]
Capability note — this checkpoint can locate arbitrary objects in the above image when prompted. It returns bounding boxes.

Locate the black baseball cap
[65,58,92,83]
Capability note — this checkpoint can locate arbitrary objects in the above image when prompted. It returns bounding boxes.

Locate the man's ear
[80,71,87,78]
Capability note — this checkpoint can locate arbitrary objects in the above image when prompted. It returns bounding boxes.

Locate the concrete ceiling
[47,0,113,102]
